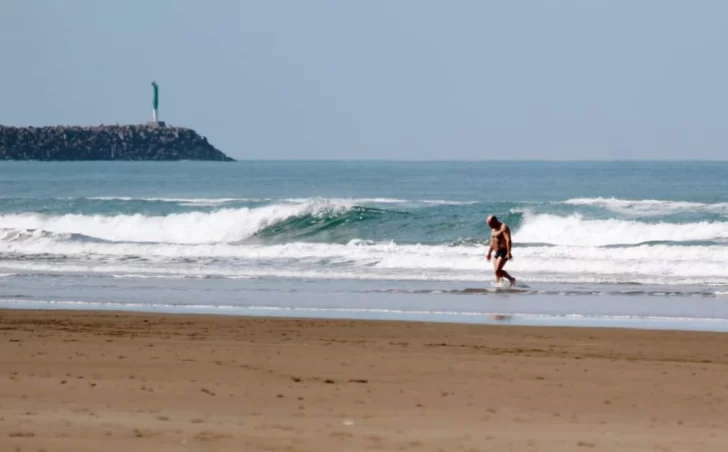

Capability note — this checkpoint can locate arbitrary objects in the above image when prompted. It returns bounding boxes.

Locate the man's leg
[495,258,515,286]
[492,258,502,283]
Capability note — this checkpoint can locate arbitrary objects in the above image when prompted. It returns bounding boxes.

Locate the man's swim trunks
[494,249,508,260]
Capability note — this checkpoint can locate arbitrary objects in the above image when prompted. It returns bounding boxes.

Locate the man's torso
[490,224,508,251]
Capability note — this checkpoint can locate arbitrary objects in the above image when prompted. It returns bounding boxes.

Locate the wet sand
[1,309,727,451]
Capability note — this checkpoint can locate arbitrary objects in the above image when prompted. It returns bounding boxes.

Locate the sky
[1,1,727,160]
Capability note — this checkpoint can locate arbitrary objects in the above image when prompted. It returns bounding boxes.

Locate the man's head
[486,215,501,229]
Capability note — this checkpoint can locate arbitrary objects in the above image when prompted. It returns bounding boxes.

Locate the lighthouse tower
[151,81,159,123]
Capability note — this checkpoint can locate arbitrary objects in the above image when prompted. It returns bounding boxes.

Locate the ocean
[1,161,727,331]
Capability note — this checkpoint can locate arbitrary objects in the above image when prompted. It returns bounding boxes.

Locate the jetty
[0,81,234,161]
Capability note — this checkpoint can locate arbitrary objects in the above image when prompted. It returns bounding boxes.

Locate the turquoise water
[1,161,727,330]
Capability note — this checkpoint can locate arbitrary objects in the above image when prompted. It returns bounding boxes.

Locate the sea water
[1,161,727,331]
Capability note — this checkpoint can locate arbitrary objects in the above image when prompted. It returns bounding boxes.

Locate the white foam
[1,234,728,285]
[81,196,476,207]
[284,197,477,206]
[0,199,353,244]
[2,203,728,286]
[87,196,268,205]
[283,197,408,204]
[421,200,479,205]
[514,212,728,246]
[563,197,728,216]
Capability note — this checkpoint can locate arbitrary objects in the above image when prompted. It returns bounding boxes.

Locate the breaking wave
[563,197,728,216]
[1,199,727,248]
[514,212,728,246]
[0,196,727,285]
[0,199,355,244]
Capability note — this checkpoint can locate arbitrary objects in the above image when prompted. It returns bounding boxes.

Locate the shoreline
[1,308,727,451]
[4,299,728,333]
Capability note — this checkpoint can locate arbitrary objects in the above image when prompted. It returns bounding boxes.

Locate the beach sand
[1,310,727,451]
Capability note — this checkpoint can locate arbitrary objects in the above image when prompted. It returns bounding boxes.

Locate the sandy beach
[1,310,727,451]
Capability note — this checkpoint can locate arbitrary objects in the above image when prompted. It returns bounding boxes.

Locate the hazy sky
[2,1,727,160]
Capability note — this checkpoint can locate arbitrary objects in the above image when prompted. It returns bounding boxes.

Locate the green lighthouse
[152,81,159,123]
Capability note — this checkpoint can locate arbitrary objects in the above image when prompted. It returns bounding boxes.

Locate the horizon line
[221,158,728,163]
[2,158,726,163]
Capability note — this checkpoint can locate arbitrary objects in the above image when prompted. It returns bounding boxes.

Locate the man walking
[486,215,516,286]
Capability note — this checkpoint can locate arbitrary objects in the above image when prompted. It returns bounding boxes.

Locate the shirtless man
[486,215,516,286]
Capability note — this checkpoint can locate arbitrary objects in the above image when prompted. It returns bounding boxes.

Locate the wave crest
[563,197,728,216]
[515,212,728,246]
[0,199,355,244]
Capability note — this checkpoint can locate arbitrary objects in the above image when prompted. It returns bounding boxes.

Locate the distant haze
[1,1,727,160]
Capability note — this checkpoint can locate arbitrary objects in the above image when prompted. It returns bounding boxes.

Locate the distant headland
[0,124,234,161]
[0,81,234,162]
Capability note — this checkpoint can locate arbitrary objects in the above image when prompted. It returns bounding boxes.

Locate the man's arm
[504,226,513,259]
[486,231,496,260]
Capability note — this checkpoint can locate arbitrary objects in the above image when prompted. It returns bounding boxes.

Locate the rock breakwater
[0,124,234,161]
